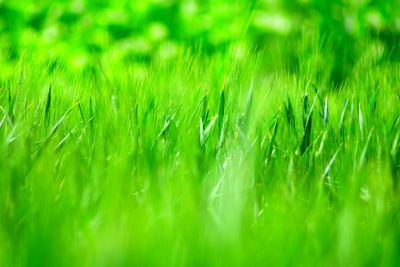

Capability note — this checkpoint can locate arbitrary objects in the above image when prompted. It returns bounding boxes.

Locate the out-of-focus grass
[1,1,400,266]
[1,1,399,72]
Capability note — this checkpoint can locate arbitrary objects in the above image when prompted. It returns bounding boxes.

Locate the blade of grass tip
[218,119,226,152]
[205,116,218,139]
[75,116,94,145]
[217,85,225,136]
[0,114,6,129]
[55,122,83,152]
[283,92,296,131]
[200,118,205,147]
[391,130,400,157]
[300,95,317,155]
[391,113,400,133]
[156,113,176,141]
[367,84,379,115]
[316,131,328,157]
[0,105,13,127]
[359,128,374,168]
[391,130,400,190]
[312,84,324,107]
[6,126,19,144]
[8,85,11,107]
[5,106,33,143]
[270,115,279,145]
[259,110,280,156]
[302,92,309,127]
[311,85,325,121]
[89,97,95,139]
[89,97,94,119]
[44,85,52,125]
[324,97,329,127]
[78,102,85,123]
[358,103,364,141]
[201,92,209,124]
[200,116,218,148]
[19,103,33,121]
[47,102,80,139]
[8,85,15,121]
[37,102,80,155]
[321,145,341,181]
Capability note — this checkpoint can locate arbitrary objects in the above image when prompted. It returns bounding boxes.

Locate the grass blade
[44,85,52,125]
[200,115,218,148]
[321,146,341,181]
[358,103,364,141]
[36,102,80,156]
[300,96,317,155]
[324,97,329,127]
[283,92,295,131]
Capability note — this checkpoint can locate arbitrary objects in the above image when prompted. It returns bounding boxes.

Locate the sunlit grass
[0,32,400,266]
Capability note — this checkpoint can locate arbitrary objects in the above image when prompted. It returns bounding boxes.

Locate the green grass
[1,28,400,267]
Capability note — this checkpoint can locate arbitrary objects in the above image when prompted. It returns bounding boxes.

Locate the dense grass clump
[1,37,400,266]
[1,1,400,266]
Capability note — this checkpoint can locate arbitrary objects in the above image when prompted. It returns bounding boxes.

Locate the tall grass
[0,33,400,266]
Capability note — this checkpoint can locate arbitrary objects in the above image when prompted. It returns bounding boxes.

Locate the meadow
[1,0,400,266]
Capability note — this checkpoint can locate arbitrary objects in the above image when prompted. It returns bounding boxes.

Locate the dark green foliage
[44,86,51,125]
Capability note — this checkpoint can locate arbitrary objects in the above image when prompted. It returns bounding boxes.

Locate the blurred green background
[0,0,400,85]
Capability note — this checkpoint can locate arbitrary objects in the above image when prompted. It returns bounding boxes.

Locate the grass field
[1,1,400,266]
